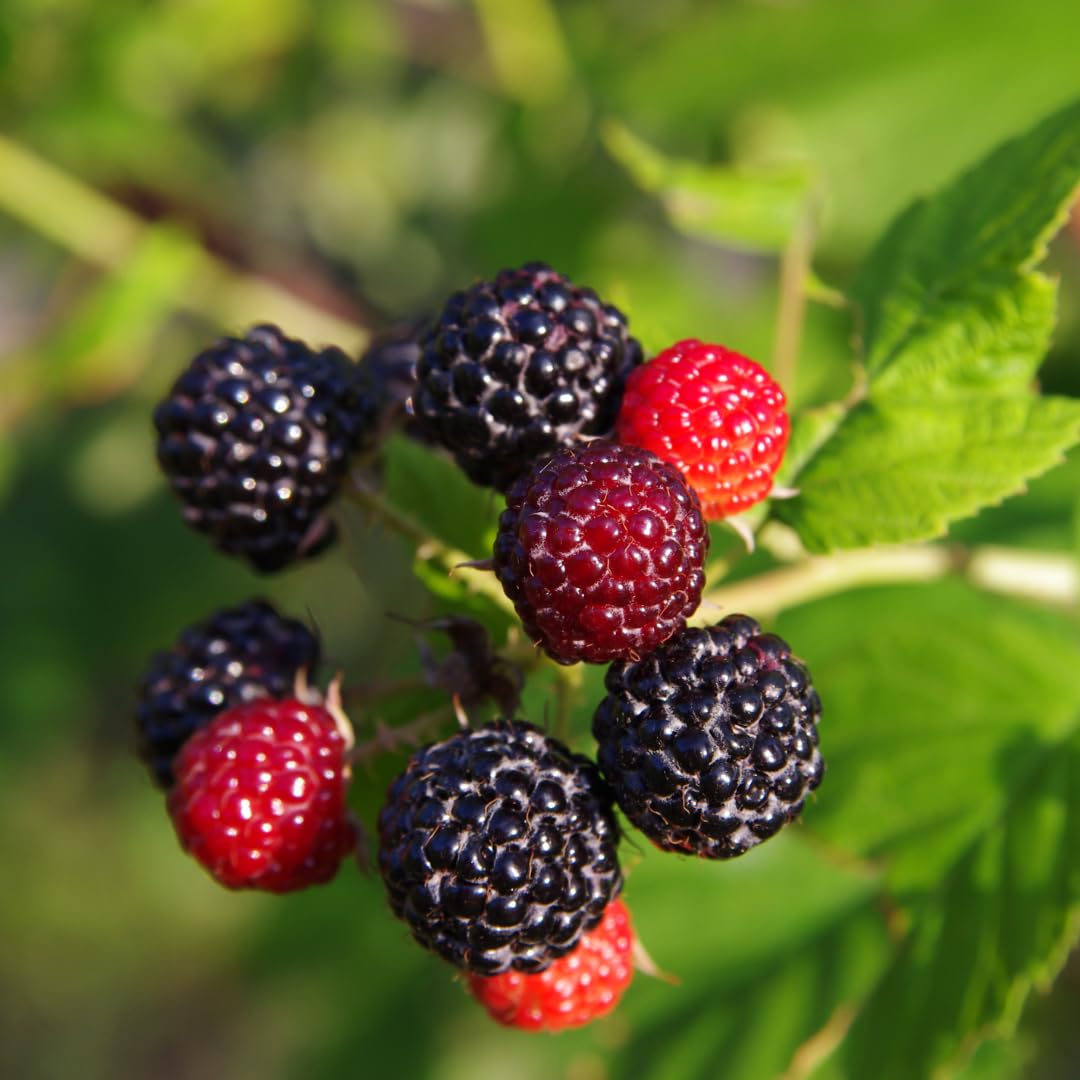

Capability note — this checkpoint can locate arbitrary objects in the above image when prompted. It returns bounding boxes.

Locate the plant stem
[551,665,581,743]
[966,545,1079,608]
[346,478,516,615]
[0,134,367,350]
[341,675,433,707]
[772,202,814,393]
[692,542,1078,624]
[347,476,441,548]
[349,707,456,768]
[473,0,572,106]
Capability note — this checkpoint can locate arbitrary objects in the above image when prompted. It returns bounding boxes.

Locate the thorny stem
[341,675,433,707]
[346,476,515,616]
[349,706,456,768]
[347,474,441,548]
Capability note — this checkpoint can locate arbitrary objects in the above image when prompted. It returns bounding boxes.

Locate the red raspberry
[617,339,790,518]
[167,696,356,892]
[493,440,708,665]
[468,898,634,1031]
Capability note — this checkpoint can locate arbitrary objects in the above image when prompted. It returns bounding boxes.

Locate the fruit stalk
[694,536,1079,623]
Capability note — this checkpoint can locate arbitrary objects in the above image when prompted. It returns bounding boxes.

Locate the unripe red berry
[617,339,789,518]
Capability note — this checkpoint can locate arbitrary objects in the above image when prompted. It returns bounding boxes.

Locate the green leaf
[814,733,1080,1080]
[948,445,1080,553]
[409,558,515,638]
[602,119,811,253]
[776,394,1080,552]
[610,836,891,1080]
[775,400,847,488]
[381,434,499,559]
[867,271,1057,401]
[777,99,1080,550]
[783,581,1080,889]
[360,436,514,625]
[952,1036,1029,1080]
[776,582,1080,1078]
[854,98,1080,384]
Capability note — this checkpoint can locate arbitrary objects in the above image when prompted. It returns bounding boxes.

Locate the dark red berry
[493,440,709,664]
[617,340,789,518]
[468,897,634,1031]
[168,696,356,892]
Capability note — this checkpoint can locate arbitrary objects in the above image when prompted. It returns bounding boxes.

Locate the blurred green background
[2,2,1080,1078]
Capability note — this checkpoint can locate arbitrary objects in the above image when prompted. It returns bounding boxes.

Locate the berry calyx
[377,720,622,975]
[411,262,643,491]
[154,323,377,572]
[616,339,790,518]
[468,897,634,1031]
[168,692,356,892]
[136,599,320,787]
[493,440,709,665]
[593,615,823,859]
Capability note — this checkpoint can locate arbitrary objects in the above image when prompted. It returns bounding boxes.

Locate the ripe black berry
[493,440,708,665]
[411,262,643,491]
[377,721,622,975]
[592,615,823,858]
[154,324,377,572]
[136,599,320,787]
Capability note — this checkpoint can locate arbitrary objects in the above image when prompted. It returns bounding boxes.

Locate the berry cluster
[142,260,815,1032]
